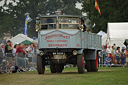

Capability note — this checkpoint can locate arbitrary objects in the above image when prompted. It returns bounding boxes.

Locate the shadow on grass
[41,70,115,75]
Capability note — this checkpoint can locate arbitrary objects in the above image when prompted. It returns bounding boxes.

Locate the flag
[24,16,32,36]
[95,0,101,15]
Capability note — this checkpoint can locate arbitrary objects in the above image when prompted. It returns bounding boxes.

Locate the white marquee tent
[97,30,106,36]
[97,30,107,45]
[10,34,34,45]
[102,34,107,45]
[107,22,128,48]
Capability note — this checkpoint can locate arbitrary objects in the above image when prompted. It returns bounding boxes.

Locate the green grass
[0,67,128,85]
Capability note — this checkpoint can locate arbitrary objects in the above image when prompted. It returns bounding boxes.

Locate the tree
[82,0,128,33]
[0,0,47,37]
[0,0,82,37]
[45,0,82,15]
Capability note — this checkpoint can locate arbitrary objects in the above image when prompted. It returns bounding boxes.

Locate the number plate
[53,52,63,55]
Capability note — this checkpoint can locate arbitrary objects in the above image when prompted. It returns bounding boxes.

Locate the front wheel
[37,55,45,74]
[77,53,85,74]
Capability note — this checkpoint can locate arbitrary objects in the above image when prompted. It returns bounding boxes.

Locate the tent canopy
[97,30,107,45]
[20,40,32,45]
[107,23,128,48]
[10,34,33,45]
[97,30,107,36]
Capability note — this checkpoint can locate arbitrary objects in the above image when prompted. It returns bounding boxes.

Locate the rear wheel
[37,55,45,74]
[91,60,98,72]
[77,53,85,74]
[50,64,56,73]
[86,60,91,72]
[86,60,98,72]
[56,64,64,73]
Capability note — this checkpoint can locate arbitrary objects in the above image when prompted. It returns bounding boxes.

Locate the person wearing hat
[5,40,14,73]
[5,40,13,61]
[5,40,13,53]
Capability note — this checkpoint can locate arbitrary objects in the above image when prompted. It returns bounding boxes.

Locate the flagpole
[24,13,32,36]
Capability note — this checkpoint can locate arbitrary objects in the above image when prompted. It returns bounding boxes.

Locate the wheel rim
[82,56,85,70]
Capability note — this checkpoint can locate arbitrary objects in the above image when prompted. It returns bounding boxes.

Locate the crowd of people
[0,40,38,74]
[99,44,128,67]
[1,40,128,73]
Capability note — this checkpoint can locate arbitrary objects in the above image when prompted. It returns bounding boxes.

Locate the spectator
[99,45,106,65]
[12,44,19,63]
[106,46,111,54]
[26,43,35,62]
[5,40,13,72]
[125,47,128,64]
[0,43,5,58]
[121,49,126,67]
[16,43,27,68]
[5,40,13,61]
[0,43,5,64]
[13,44,19,56]
[106,46,113,59]
[16,43,27,54]
[111,46,115,64]
[34,42,38,65]
[0,44,5,73]
[34,42,38,53]
[115,47,121,64]
[26,43,34,53]
[10,63,18,73]
[104,54,112,66]
[105,40,108,49]
[113,44,117,52]
[5,40,13,53]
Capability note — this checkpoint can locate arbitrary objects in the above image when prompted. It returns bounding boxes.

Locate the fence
[98,52,128,67]
[0,52,37,73]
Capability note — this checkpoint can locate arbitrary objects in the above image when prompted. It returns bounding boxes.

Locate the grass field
[0,67,128,85]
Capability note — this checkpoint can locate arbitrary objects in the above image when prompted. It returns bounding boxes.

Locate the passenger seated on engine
[81,19,87,32]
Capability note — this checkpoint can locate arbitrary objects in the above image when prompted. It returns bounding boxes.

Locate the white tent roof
[97,30,107,36]
[102,34,107,45]
[107,22,128,48]
[10,34,33,45]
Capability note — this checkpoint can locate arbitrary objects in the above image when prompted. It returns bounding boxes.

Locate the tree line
[0,0,128,37]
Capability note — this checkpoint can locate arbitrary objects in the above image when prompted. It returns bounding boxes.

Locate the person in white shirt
[26,43,35,62]
[0,43,5,58]
[106,46,112,54]
[26,43,34,53]
[13,44,19,57]
[106,46,113,59]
